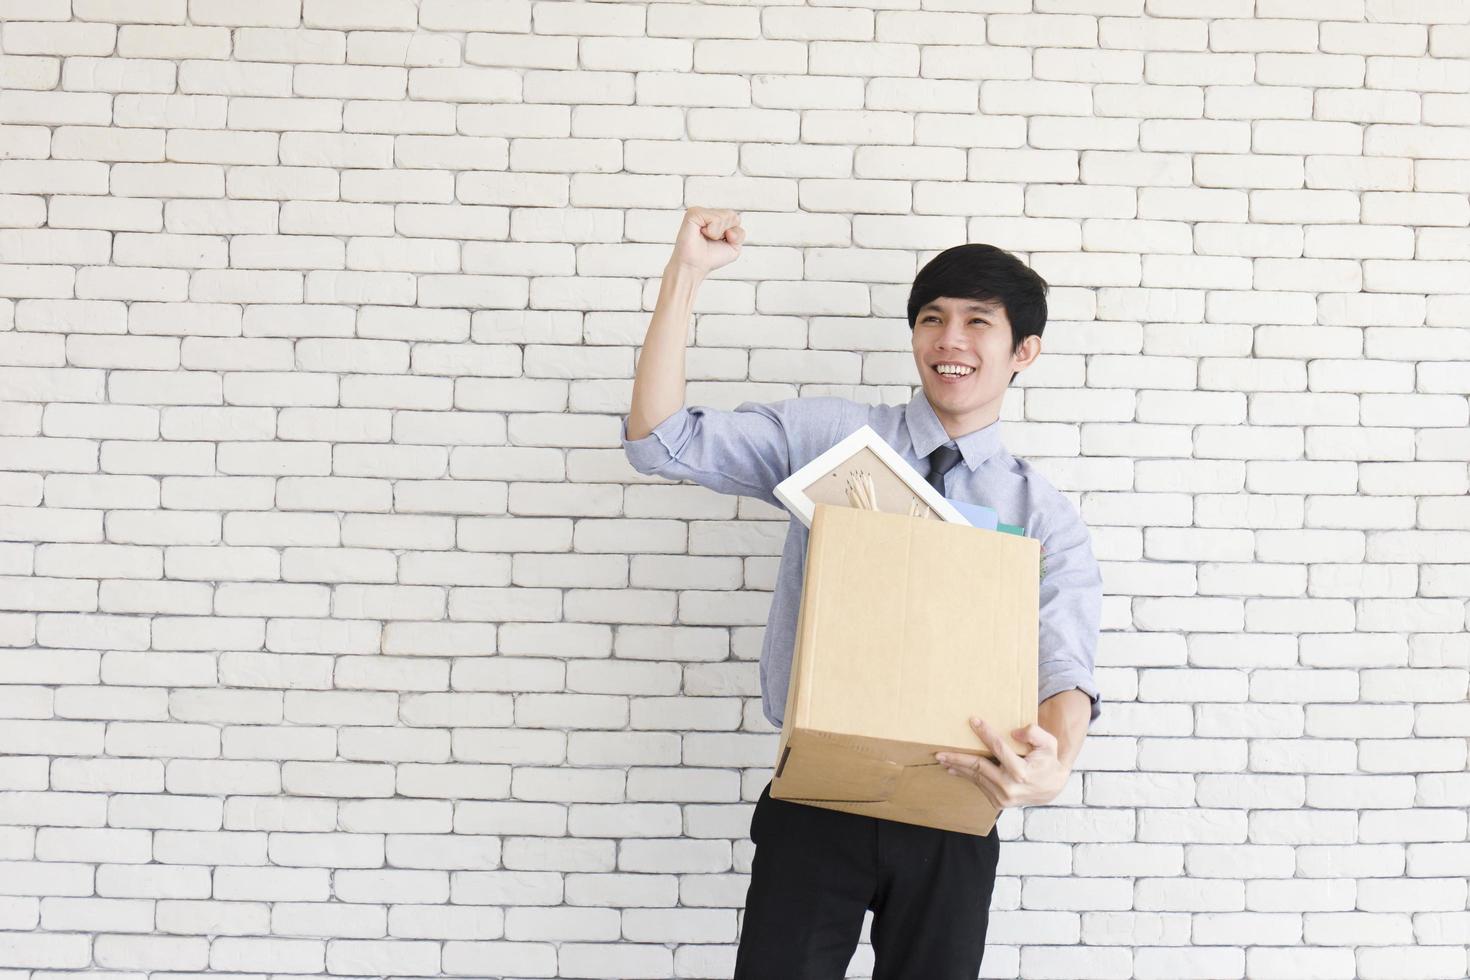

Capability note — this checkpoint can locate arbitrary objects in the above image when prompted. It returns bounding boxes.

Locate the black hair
[907,243,1048,385]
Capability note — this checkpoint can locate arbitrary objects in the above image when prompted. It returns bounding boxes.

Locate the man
[620,207,1103,979]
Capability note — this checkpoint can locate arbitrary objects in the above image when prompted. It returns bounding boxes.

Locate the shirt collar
[904,389,1006,471]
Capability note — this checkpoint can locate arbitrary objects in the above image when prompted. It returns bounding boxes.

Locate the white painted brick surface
[1,2,1468,978]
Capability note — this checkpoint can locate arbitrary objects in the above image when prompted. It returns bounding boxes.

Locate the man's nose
[937,319,968,347]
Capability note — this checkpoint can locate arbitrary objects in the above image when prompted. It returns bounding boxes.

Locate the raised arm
[626,207,745,441]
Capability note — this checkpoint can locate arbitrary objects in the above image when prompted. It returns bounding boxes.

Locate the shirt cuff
[621,409,691,474]
[1039,672,1101,725]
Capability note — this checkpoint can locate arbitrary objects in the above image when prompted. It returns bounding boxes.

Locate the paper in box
[771,502,1040,837]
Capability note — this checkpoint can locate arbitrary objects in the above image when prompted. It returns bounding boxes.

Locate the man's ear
[1011,335,1041,373]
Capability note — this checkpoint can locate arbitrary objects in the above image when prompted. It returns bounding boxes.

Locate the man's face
[911,295,1039,436]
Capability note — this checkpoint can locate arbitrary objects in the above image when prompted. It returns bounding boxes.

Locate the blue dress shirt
[621,389,1103,728]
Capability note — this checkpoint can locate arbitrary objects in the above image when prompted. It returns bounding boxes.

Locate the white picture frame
[774,424,971,529]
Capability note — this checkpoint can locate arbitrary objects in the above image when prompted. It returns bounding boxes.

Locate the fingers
[689,207,742,242]
[971,717,1027,782]
[970,771,1004,810]
[707,218,742,243]
[1018,723,1057,750]
[942,752,1007,809]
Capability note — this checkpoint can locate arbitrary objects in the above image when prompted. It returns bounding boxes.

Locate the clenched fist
[669,207,745,276]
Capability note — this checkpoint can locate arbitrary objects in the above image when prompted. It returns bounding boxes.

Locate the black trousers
[733,780,1001,980]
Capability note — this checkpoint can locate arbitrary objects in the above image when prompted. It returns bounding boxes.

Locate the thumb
[1014,723,1053,749]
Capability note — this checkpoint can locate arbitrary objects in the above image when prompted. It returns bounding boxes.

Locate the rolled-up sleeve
[1033,500,1104,725]
[621,399,824,509]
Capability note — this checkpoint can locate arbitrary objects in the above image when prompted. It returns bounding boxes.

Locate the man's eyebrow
[918,301,1000,314]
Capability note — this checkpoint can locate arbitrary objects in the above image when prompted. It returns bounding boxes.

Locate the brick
[303,0,416,30]
[231,27,343,64]
[185,0,296,24]
[442,940,557,977]
[4,21,117,56]
[116,25,230,59]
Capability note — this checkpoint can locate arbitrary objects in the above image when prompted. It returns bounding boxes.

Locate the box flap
[773,729,904,804]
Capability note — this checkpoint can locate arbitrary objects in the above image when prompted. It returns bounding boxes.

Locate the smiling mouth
[931,363,975,381]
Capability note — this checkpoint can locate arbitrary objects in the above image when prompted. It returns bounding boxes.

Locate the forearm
[626,261,704,441]
[1038,687,1090,772]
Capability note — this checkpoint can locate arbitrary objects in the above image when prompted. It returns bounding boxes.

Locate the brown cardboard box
[770,502,1040,836]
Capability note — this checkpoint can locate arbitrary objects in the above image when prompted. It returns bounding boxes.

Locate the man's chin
[925,380,977,405]
[923,381,998,419]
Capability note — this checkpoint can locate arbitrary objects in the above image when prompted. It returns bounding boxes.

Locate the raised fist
[669,207,745,275]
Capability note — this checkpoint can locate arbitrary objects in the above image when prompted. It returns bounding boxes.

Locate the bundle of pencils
[844,469,877,510]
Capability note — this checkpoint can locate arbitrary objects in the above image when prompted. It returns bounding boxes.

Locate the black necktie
[925,443,962,496]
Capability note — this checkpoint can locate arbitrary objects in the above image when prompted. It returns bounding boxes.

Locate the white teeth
[936,364,973,376]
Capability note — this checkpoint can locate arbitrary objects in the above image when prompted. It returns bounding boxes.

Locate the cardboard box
[771,502,1040,836]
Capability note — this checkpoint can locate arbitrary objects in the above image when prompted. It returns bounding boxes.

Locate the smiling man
[621,208,1103,980]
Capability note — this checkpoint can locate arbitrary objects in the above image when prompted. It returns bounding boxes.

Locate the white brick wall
[1,1,1468,977]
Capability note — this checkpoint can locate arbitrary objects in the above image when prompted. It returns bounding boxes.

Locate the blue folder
[944,497,1025,536]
